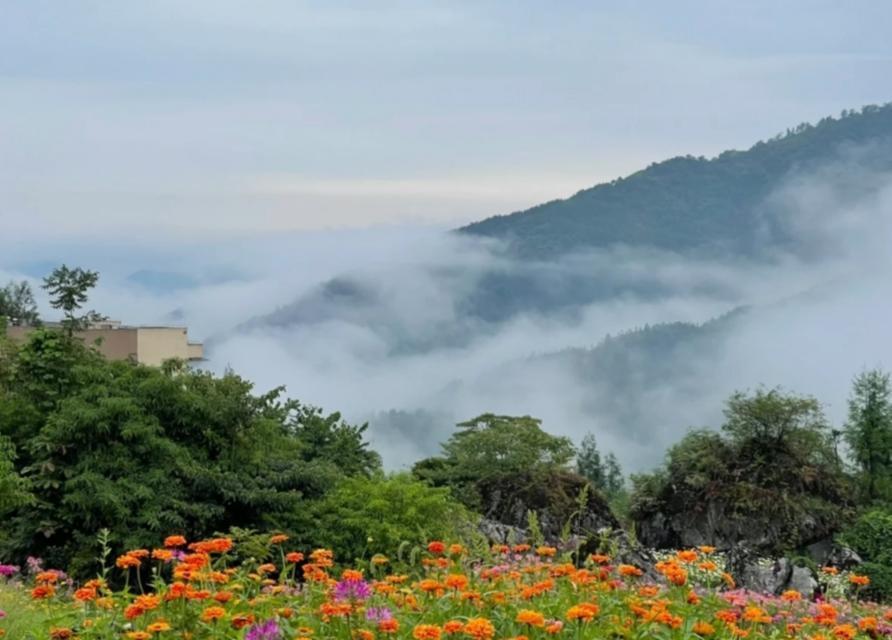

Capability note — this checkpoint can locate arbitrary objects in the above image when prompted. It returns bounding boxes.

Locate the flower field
[0,534,888,640]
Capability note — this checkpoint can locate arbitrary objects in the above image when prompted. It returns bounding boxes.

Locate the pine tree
[845,369,892,500]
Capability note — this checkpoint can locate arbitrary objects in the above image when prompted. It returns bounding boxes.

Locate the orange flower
[146,621,171,632]
[444,574,469,590]
[590,553,610,565]
[126,633,151,640]
[286,552,304,563]
[849,574,870,586]
[151,549,174,562]
[618,564,643,577]
[693,621,715,636]
[444,620,465,634]
[31,584,55,599]
[859,617,878,632]
[545,621,563,634]
[49,629,74,640]
[427,541,446,555]
[566,603,599,622]
[698,545,716,554]
[378,619,400,634]
[676,549,699,563]
[781,589,802,602]
[516,610,546,627]
[536,546,557,557]
[269,533,289,544]
[164,535,187,547]
[463,618,495,640]
[116,554,141,569]
[74,586,98,602]
[413,624,443,640]
[231,614,256,630]
[832,624,857,640]
[201,606,226,622]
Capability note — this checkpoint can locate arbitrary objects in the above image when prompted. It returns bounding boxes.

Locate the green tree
[576,433,604,488]
[0,330,381,575]
[42,265,103,336]
[414,413,575,509]
[631,389,851,553]
[845,370,892,501]
[0,437,32,515]
[603,452,624,495]
[0,280,40,327]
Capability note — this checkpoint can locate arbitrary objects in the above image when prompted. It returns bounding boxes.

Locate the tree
[441,413,574,479]
[630,389,850,552]
[576,433,604,488]
[0,330,382,575]
[603,452,624,495]
[0,280,40,326]
[577,434,625,496]
[414,413,575,509]
[42,265,103,336]
[845,370,892,500]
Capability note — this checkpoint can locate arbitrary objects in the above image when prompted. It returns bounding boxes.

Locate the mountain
[460,104,892,258]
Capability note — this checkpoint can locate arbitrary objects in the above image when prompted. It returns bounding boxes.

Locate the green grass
[0,582,60,639]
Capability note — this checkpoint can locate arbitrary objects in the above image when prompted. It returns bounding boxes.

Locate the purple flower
[333,577,371,602]
[0,609,6,619]
[365,607,393,622]
[26,556,43,574]
[245,619,281,640]
[0,564,18,578]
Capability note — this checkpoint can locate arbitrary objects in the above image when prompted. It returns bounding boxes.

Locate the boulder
[635,497,842,554]
[476,469,620,541]
[727,547,817,597]
[806,539,862,569]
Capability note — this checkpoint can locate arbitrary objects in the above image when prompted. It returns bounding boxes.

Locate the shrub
[306,473,474,564]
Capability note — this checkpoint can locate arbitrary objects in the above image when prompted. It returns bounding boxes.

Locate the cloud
[4,145,892,476]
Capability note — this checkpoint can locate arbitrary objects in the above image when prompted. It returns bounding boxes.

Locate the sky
[2,1,892,238]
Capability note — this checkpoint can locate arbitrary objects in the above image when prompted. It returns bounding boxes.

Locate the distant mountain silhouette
[460,104,892,258]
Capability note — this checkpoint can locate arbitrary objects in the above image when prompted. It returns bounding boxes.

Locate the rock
[477,518,526,544]
[727,547,817,597]
[635,497,842,554]
[787,566,818,596]
[476,470,620,541]
[806,539,862,569]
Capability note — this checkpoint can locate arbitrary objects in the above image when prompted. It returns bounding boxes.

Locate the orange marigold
[413,624,443,640]
[427,541,446,555]
[693,621,716,636]
[164,535,187,547]
[463,618,495,640]
[201,606,226,622]
[516,610,546,627]
[378,619,400,634]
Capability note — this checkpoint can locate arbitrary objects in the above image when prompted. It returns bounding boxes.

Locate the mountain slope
[460,104,892,258]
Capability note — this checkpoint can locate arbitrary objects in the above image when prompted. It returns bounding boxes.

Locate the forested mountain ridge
[459,104,892,258]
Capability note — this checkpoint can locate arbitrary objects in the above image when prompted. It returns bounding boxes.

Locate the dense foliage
[845,370,892,502]
[0,327,383,575]
[412,413,576,509]
[631,389,853,553]
[461,103,892,258]
[839,510,892,602]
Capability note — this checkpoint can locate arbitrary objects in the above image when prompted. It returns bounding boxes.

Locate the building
[6,320,204,366]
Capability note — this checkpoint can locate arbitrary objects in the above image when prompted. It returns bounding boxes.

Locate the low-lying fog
[4,155,891,472]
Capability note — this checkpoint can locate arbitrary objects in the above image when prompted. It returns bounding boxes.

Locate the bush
[838,509,892,564]
[307,473,474,564]
[838,509,892,601]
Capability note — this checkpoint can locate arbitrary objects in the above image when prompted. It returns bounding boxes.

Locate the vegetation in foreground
[0,532,888,640]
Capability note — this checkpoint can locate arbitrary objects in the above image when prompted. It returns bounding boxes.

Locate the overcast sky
[2,1,891,239]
